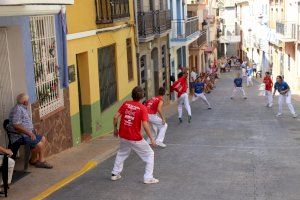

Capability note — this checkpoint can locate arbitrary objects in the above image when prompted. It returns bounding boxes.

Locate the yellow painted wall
[67,0,136,34]
[66,0,138,116]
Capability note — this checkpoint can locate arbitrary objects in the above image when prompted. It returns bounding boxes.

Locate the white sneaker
[268,104,273,108]
[144,178,159,184]
[156,142,167,148]
[111,174,121,181]
[293,114,297,118]
[276,113,283,117]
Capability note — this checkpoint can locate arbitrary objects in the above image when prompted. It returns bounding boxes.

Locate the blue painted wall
[0,14,67,103]
[0,16,35,103]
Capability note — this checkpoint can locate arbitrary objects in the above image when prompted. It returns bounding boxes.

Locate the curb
[31,145,119,200]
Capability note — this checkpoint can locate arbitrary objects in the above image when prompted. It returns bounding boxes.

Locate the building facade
[0,1,74,156]
[137,0,171,99]
[169,0,200,83]
[66,0,138,144]
[270,0,300,91]
[187,0,208,74]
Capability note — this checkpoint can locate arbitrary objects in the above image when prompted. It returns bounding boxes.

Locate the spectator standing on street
[263,72,273,107]
[273,76,297,118]
[190,67,198,95]
[246,65,254,87]
[171,69,192,124]
[111,86,159,184]
[241,61,247,77]
[145,87,168,148]
[231,72,247,99]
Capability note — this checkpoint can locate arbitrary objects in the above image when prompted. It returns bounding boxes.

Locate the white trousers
[0,156,15,184]
[178,93,192,118]
[247,76,253,86]
[112,138,154,180]
[148,114,168,143]
[231,87,246,98]
[192,93,211,108]
[265,90,273,105]
[278,91,296,115]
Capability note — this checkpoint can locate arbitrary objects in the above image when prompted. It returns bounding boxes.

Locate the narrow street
[47,72,300,200]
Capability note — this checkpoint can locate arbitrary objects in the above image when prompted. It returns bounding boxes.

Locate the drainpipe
[133,0,141,86]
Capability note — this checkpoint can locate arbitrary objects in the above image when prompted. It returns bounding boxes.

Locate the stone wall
[31,89,73,157]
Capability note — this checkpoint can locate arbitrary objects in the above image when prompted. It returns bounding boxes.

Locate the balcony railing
[189,30,207,49]
[155,10,172,34]
[95,0,130,24]
[138,10,171,39]
[276,21,297,40]
[172,17,199,39]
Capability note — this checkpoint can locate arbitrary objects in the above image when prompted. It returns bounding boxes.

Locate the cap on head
[132,86,144,101]
[17,93,29,104]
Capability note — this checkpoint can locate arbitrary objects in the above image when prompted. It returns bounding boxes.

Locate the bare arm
[142,121,156,147]
[113,112,121,137]
[157,101,166,124]
[13,124,36,140]
[0,146,13,156]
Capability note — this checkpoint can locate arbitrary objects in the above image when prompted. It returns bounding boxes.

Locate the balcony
[276,21,297,42]
[170,16,200,47]
[0,0,74,4]
[95,0,130,24]
[189,30,207,49]
[138,10,171,42]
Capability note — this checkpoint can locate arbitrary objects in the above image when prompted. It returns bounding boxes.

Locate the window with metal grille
[30,15,64,118]
[162,45,166,68]
[126,38,134,81]
[98,45,117,111]
[95,0,130,24]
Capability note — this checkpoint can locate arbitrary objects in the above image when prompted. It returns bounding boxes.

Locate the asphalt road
[48,72,300,200]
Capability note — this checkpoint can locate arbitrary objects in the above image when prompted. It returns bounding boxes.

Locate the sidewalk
[6,101,179,200]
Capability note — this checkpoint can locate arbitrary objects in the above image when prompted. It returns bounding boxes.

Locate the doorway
[0,28,14,147]
[76,52,91,142]
[151,47,159,96]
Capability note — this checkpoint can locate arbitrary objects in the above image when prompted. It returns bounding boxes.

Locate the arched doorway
[151,47,159,96]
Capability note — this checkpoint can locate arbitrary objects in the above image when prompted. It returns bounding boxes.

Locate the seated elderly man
[9,93,52,169]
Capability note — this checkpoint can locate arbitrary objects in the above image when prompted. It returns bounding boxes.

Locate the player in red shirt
[145,87,168,148]
[171,69,192,123]
[111,86,159,184]
[263,72,273,107]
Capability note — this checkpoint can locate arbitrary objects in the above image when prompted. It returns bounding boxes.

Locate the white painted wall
[6,26,28,100]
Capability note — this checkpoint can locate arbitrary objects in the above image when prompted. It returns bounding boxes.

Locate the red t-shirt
[145,96,163,114]
[118,101,148,141]
[171,76,188,98]
[263,76,273,91]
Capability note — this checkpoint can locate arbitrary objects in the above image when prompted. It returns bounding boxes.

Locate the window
[95,0,130,24]
[30,15,64,117]
[126,38,134,81]
[98,45,117,111]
